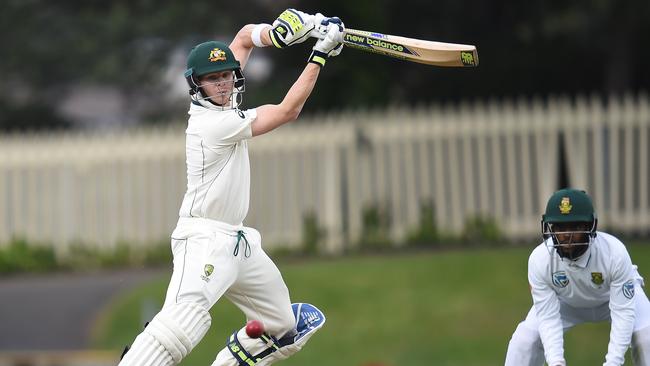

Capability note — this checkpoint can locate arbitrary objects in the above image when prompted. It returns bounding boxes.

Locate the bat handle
[309,28,325,40]
[309,28,348,40]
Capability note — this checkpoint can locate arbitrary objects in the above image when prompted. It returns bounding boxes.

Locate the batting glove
[308,18,345,67]
[269,9,318,48]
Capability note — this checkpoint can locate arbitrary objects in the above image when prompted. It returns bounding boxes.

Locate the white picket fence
[1,93,649,254]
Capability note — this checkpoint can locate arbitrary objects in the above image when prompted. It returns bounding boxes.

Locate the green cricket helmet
[541,188,598,259]
[184,41,245,109]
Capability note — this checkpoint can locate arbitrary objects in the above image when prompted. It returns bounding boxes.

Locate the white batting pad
[118,331,174,366]
[120,302,211,365]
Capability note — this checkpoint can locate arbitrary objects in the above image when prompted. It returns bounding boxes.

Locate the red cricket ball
[245,320,265,338]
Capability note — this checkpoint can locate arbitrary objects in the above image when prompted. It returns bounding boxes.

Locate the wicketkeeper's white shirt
[178,103,256,225]
[528,232,643,365]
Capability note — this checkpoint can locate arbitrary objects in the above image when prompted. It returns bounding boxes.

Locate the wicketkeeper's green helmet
[542,188,597,224]
[184,41,245,108]
[541,188,598,259]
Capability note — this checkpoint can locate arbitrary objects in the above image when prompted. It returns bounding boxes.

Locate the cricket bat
[312,28,479,67]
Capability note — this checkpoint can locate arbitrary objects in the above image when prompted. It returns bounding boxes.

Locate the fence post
[639,92,650,232]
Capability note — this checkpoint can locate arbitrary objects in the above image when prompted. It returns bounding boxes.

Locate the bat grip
[309,28,325,40]
[309,28,348,40]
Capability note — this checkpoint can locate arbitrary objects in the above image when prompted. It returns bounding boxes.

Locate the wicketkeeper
[505,188,650,366]
[119,9,344,366]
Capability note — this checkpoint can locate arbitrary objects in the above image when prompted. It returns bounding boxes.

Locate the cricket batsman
[505,188,650,365]
[119,9,344,366]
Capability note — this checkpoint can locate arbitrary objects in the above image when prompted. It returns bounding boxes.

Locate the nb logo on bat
[461,51,476,66]
[345,34,410,54]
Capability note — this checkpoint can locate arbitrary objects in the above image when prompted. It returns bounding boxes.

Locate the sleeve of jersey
[203,109,256,145]
[528,252,565,365]
[604,245,636,366]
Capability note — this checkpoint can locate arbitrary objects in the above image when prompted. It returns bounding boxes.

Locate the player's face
[551,222,591,257]
[199,71,235,106]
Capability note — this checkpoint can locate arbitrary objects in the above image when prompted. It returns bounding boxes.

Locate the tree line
[1,0,648,131]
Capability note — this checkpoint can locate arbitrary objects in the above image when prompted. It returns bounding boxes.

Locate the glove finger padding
[307,16,345,66]
[316,17,344,56]
[269,9,316,48]
[312,22,344,60]
[314,16,344,36]
[328,42,344,57]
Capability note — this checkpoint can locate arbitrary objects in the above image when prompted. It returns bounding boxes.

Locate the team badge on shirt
[623,280,635,299]
[591,272,604,285]
[201,264,215,282]
[552,271,569,288]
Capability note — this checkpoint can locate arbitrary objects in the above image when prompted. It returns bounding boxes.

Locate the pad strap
[227,332,261,366]
[226,331,294,365]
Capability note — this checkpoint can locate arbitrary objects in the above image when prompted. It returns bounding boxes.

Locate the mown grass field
[93,243,650,365]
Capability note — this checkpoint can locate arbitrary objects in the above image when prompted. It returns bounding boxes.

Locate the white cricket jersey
[528,232,642,366]
[178,103,257,225]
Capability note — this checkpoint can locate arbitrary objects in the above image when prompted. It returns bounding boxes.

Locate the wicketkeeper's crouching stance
[505,189,650,366]
[119,9,344,366]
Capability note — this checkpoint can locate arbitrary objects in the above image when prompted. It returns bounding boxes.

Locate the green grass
[93,244,650,365]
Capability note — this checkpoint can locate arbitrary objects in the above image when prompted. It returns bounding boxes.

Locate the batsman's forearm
[279,63,320,120]
[251,63,320,136]
[230,24,273,69]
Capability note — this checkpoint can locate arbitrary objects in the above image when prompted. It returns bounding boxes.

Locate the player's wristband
[308,50,327,67]
[252,23,271,48]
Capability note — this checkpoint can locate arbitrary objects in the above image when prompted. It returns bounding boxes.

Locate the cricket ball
[245,320,265,338]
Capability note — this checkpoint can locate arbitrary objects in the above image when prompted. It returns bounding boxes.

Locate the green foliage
[0,208,500,274]
[0,238,59,274]
[403,203,503,248]
[462,215,503,246]
[3,0,649,131]
[358,204,393,249]
[406,201,439,246]
[0,238,171,274]
[301,211,326,255]
[143,242,173,266]
[63,243,131,270]
[63,241,171,270]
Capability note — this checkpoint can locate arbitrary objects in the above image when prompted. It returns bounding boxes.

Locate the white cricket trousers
[165,217,295,337]
[118,217,297,366]
[504,283,650,365]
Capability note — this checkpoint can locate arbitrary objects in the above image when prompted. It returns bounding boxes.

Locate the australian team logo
[552,271,569,288]
[201,264,215,282]
[591,272,604,285]
[623,280,635,299]
[209,48,227,62]
[559,197,572,214]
